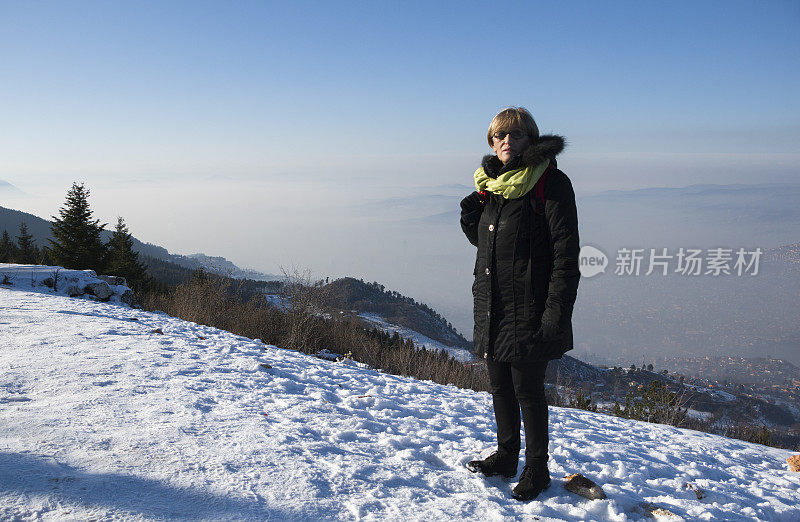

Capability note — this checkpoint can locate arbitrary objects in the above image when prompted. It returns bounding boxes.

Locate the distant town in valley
[572,352,800,447]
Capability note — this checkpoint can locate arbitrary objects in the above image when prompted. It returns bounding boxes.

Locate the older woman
[460,107,580,501]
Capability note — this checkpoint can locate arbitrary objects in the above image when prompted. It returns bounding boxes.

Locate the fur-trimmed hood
[481,134,566,177]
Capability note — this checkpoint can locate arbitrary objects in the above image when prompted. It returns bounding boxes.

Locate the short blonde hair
[487,107,540,146]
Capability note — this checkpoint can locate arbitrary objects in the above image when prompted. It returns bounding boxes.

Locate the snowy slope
[1,287,799,521]
[357,312,473,363]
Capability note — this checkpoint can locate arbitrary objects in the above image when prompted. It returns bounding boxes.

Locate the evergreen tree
[1,230,17,263]
[15,222,38,264]
[49,183,107,272]
[104,217,149,290]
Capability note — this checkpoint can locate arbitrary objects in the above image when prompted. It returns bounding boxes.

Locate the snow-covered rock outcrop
[0,263,134,306]
[1,286,799,520]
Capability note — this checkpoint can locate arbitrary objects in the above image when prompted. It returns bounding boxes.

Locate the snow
[685,384,738,402]
[713,390,738,402]
[262,293,286,309]
[358,312,474,363]
[0,263,132,304]
[686,409,714,422]
[1,282,799,520]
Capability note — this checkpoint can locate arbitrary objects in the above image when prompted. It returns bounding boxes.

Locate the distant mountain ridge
[583,182,800,199]
[0,205,279,281]
[183,253,279,281]
[0,180,25,196]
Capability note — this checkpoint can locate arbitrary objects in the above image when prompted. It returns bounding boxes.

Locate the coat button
[484,352,488,359]
[488,224,495,232]
[485,268,490,275]
[487,310,491,317]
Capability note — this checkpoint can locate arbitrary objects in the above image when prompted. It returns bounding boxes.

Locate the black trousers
[487,358,549,464]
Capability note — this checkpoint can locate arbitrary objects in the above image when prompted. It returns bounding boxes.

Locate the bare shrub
[51,268,61,292]
[277,266,330,353]
[723,423,772,446]
[568,389,597,412]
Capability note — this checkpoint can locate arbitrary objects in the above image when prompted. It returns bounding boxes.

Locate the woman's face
[491,128,531,165]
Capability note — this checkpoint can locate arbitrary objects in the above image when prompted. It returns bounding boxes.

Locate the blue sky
[2,1,798,187]
[1,1,799,334]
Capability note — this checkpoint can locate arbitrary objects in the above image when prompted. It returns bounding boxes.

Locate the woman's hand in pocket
[532,321,564,343]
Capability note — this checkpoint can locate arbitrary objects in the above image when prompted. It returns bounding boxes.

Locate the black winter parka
[460,135,580,362]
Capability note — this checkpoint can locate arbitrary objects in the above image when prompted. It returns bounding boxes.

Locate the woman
[460,107,580,501]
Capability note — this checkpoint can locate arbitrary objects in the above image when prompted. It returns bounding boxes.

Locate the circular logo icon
[579,245,608,278]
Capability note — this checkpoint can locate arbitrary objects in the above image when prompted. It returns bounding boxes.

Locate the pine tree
[15,222,38,264]
[49,183,107,272]
[1,230,17,263]
[104,217,149,290]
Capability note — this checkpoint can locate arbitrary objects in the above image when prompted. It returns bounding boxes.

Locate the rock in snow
[637,501,678,518]
[85,281,114,300]
[99,275,127,286]
[1,276,800,520]
[563,473,606,500]
[683,481,705,500]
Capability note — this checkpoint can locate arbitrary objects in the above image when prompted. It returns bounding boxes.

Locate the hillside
[320,277,472,353]
[2,283,799,520]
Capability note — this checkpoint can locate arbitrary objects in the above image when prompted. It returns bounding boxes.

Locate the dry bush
[723,423,772,447]
[277,266,331,353]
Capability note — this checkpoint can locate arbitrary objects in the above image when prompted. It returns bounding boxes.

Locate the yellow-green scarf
[474,159,550,199]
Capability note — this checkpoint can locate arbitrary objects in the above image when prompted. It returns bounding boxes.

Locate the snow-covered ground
[358,312,474,363]
[1,281,799,520]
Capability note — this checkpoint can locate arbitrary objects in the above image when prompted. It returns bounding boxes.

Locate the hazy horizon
[4,178,799,368]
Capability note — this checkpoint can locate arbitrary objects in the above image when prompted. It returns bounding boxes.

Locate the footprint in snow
[0,396,32,403]
[194,397,217,413]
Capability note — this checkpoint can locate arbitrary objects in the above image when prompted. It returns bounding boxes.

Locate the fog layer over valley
[3,181,799,365]
[332,182,800,366]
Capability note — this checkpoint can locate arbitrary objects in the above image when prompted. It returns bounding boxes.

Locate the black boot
[512,463,551,501]
[466,451,518,478]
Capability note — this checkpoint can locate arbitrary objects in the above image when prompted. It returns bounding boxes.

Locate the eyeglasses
[492,129,527,141]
